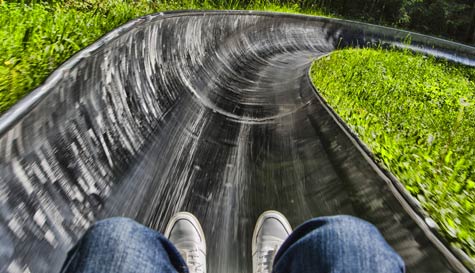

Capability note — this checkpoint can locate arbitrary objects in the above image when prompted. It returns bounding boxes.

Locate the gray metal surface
[0,10,474,273]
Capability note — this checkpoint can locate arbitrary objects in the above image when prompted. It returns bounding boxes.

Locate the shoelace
[180,248,204,273]
[256,246,279,273]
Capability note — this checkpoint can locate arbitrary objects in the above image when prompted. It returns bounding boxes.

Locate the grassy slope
[311,48,475,258]
[0,0,325,113]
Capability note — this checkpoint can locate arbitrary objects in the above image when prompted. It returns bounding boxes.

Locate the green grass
[311,48,475,259]
[0,0,326,114]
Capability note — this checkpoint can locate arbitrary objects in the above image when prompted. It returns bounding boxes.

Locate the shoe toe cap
[258,218,291,240]
[169,219,204,242]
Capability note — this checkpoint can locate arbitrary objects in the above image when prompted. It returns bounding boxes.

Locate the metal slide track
[0,11,474,273]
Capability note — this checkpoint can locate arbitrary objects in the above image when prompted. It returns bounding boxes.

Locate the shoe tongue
[174,240,201,250]
[179,248,206,273]
[256,248,277,273]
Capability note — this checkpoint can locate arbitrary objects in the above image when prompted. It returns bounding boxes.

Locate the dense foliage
[311,48,475,258]
[299,0,475,45]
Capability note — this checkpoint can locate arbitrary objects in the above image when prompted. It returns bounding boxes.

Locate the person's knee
[327,215,379,234]
[84,217,145,244]
[300,215,384,248]
[91,217,140,231]
[94,217,139,228]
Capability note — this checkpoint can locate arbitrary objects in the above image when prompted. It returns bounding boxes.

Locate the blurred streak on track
[0,10,474,273]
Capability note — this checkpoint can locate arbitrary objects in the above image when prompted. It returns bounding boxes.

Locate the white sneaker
[252,211,292,273]
[165,212,207,273]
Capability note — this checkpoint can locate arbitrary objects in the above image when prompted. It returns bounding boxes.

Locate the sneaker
[252,210,292,273]
[165,212,207,273]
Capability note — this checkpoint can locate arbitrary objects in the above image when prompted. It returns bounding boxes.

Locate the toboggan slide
[1,11,475,273]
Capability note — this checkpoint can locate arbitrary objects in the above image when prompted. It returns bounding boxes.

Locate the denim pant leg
[273,215,405,273]
[61,217,188,273]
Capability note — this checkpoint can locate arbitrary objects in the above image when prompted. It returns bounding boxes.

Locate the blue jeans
[61,215,405,273]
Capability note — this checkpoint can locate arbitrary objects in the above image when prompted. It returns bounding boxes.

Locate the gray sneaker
[165,212,207,273]
[252,211,292,273]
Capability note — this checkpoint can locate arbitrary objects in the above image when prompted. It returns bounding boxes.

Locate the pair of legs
[61,212,405,273]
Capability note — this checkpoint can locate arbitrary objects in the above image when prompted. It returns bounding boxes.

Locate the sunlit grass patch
[0,0,165,113]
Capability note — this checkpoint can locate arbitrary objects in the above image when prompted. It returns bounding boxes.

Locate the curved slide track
[0,11,474,273]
